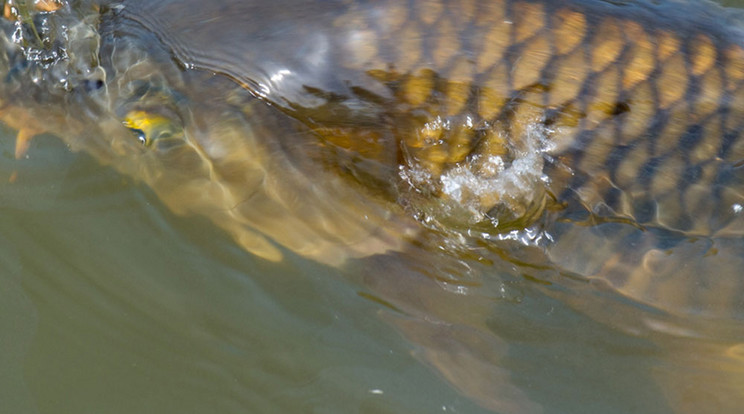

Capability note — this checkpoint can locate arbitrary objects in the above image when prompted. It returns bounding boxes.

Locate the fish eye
[128,127,147,145]
[122,110,183,148]
[122,111,152,146]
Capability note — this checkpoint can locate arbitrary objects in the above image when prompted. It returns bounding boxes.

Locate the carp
[2,0,744,412]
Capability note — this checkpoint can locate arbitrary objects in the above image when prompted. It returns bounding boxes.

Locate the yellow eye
[123,110,181,147]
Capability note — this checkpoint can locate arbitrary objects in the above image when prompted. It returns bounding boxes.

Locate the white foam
[399,120,551,233]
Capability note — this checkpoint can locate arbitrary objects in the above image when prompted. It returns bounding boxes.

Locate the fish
[105,0,744,239]
[2,0,744,412]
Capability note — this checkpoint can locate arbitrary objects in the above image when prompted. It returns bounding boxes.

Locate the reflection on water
[2,1,744,414]
[2,127,733,414]
[0,134,490,414]
[0,134,673,414]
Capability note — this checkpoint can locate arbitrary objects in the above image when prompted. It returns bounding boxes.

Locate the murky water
[0,133,493,414]
[0,132,673,414]
[2,1,744,414]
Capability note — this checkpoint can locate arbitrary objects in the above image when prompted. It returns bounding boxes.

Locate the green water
[0,134,673,414]
[0,134,496,413]
[2,1,744,413]
[2,132,530,414]
[0,114,680,414]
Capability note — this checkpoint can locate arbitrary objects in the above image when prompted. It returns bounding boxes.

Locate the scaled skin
[1,1,744,413]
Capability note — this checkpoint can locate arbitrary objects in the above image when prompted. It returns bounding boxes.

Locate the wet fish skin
[2,0,744,249]
[1,3,743,413]
[104,0,744,375]
[307,0,744,237]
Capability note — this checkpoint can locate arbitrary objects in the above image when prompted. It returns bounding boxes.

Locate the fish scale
[2,0,743,242]
[318,0,744,237]
[2,2,744,412]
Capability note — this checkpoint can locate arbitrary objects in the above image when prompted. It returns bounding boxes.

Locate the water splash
[399,118,552,241]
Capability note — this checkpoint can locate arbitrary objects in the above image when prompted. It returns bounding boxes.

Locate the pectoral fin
[14,128,36,159]
[653,342,744,414]
[383,312,543,414]
[350,249,541,413]
[9,127,42,183]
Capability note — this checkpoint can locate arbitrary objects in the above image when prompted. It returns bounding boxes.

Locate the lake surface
[0,134,673,414]
[1,1,743,413]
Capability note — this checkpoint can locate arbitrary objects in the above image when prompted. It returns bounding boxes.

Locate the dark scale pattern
[323,0,744,236]
[4,0,744,322]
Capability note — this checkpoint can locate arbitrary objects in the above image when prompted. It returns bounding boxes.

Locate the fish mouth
[0,1,104,97]
[0,2,203,160]
[0,1,114,137]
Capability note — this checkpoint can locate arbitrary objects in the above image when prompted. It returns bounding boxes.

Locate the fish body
[2,1,744,413]
[107,0,744,239]
[2,0,744,246]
